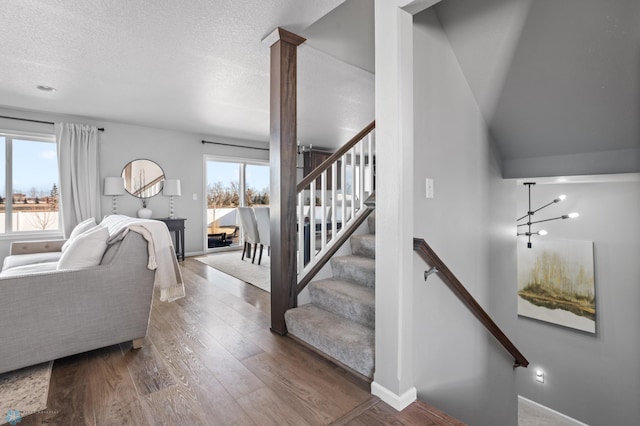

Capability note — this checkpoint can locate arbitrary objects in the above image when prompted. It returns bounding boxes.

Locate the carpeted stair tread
[350,234,375,259]
[309,279,375,328]
[285,304,374,378]
[331,255,375,288]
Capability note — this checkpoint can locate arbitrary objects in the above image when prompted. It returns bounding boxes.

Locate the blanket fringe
[160,285,186,303]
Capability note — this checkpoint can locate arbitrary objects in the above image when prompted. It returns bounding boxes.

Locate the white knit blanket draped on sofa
[101,215,185,302]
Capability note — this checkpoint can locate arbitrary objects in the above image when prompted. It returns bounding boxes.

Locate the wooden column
[264,28,306,335]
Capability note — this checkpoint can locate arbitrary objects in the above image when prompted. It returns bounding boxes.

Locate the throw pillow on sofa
[57,226,109,270]
[61,217,97,252]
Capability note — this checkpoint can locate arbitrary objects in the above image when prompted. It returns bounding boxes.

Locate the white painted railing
[296,122,375,283]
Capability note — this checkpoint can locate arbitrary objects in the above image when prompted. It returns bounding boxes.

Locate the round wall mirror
[121,159,165,199]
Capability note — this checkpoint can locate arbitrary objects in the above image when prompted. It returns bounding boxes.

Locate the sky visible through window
[206,161,269,195]
[0,137,58,198]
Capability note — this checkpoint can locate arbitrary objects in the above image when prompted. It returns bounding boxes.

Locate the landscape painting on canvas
[517,239,596,333]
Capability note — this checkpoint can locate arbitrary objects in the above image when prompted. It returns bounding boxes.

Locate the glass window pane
[12,139,58,232]
[245,164,270,207]
[206,161,241,248]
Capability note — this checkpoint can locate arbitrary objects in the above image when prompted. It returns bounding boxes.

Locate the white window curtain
[55,123,101,237]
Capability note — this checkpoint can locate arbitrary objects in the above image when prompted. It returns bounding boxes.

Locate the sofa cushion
[57,226,109,270]
[0,262,58,277]
[2,251,62,272]
[61,217,97,252]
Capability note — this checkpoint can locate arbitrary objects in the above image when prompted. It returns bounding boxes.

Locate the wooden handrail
[297,120,375,192]
[413,238,529,369]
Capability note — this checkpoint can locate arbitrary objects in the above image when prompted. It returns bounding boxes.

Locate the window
[205,158,269,251]
[0,131,59,234]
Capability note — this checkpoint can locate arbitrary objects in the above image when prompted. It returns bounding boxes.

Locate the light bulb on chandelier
[517,183,579,248]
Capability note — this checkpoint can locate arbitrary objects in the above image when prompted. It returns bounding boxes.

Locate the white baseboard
[371,382,417,411]
[519,396,588,425]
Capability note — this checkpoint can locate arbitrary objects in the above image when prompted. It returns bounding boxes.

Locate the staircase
[285,212,376,379]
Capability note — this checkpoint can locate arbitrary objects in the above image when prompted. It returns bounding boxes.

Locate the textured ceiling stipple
[0,0,376,147]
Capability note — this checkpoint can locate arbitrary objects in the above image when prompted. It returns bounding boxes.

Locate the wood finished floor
[21,258,463,425]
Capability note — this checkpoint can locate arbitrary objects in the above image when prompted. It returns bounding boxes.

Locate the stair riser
[309,283,375,329]
[368,214,375,234]
[331,257,375,288]
[350,235,375,259]
[285,306,375,378]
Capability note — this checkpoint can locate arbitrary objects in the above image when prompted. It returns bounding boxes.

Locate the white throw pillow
[61,217,97,252]
[57,226,109,270]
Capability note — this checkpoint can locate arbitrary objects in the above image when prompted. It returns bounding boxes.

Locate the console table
[154,217,186,261]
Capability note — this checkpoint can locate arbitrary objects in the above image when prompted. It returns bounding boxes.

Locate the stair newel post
[263,27,306,335]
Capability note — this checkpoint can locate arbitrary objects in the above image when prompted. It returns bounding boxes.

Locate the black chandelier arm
[528,215,569,225]
[531,200,557,215]
[517,199,562,222]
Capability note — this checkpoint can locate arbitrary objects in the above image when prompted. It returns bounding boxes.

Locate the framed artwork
[517,239,596,333]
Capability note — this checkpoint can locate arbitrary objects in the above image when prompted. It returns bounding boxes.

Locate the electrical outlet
[535,369,544,383]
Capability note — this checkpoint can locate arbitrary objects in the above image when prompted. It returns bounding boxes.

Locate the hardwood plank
[182,258,270,315]
[397,401,466,425]
[146,313,256,425]
[150,301,265,401]
[236,387,311,426]
[346,400,466,426]
[154,291,265,361]
[246,328,371,404]
[40,352,94,425]
[121,338,175,397]
[243,351,345,424]
[330,396,381,426]
[89,345,149,426]
[179,267,267,334]
[139,385,208,426]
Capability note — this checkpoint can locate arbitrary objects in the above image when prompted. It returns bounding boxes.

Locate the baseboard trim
[371,382,416,411]
[519,396,588,426]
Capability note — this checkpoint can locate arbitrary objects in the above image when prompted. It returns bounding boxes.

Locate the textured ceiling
[0,0,374,147]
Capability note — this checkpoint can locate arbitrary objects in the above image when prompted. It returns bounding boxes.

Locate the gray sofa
[0,231,155,374]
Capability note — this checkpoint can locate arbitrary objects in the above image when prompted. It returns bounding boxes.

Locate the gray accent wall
[413,10,518,425]
[514,179,640,425]
[0,107,268,261]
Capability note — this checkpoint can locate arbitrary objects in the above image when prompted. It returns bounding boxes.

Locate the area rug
[0,361,52,425]
[195,250,270,292]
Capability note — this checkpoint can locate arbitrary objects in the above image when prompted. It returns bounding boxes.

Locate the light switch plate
[426,178,434,199]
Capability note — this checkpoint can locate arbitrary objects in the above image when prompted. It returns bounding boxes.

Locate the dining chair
[253,206,270,265]
[237,207,260,263]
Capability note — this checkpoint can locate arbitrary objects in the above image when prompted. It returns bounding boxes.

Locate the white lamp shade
[104,177,125,196]
[163,179,182,197]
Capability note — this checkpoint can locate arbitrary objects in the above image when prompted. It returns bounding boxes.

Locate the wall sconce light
[104,177,125,214]
[517,182,579,248]
[163,179,182,219]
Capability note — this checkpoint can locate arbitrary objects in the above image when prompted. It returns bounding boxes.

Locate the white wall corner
[371,382,417,411]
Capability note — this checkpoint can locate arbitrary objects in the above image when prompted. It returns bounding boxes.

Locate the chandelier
[517,182,579,248]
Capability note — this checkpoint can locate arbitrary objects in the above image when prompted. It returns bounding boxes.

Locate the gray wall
[0,107,268,260]
[412,10,518,425]
[514,179,640,425]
